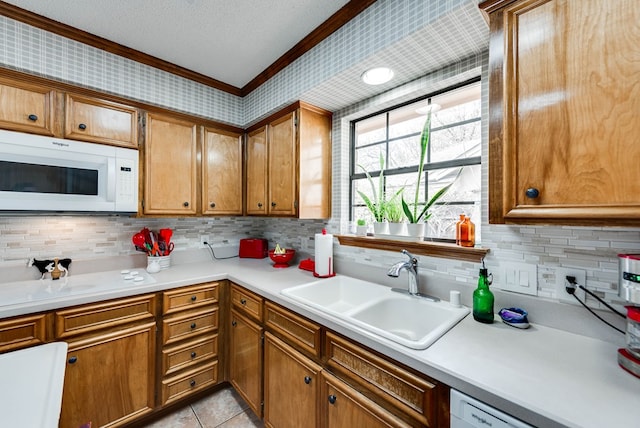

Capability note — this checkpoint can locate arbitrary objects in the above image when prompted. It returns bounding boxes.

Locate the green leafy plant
[357,152,403,222]
[402,111,460,223]
[385,197,405,223]
[356,218,366,226]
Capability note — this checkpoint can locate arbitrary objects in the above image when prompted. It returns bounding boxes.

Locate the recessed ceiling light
[415,103,441,115]
[361,67,394,85]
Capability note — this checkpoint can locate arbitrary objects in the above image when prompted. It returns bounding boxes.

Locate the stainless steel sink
[281,275,468,349]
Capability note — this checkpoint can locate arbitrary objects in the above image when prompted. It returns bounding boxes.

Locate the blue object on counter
[499,307,530,329]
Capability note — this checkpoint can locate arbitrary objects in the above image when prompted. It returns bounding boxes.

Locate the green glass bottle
[473,264,494,323]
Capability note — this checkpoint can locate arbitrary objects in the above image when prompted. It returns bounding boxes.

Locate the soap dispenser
[473,259,494,323]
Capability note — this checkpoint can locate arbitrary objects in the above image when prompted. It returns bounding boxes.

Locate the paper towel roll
[314,229,334,277]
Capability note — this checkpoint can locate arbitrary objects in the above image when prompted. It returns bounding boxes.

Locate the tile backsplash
[0,0,638,344]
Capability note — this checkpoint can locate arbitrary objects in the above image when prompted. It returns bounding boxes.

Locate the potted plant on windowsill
[355,218,368,236]
[357,152,403,236]
[386,197,407,235]
[402,110,459,239]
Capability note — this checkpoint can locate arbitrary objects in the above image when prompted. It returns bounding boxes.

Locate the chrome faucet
[387,249,439,301]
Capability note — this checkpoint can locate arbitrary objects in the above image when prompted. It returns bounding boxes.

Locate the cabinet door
[229,309,263,417]
[264,332,322,428]
[144,113,198,214]
[59,322,156,428]
[0,77,57,136]
[64,94,138,148]
[321,371,412,428]
[486,0,640,225]
[268,112,297,216]
[246,126,268,215]
[202,127,243,215]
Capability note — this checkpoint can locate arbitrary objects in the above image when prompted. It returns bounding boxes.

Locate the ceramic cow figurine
[28,258,72,279]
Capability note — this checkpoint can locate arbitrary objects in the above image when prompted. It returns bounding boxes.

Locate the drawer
[230,283,263,321]
[162,282,220,315]
[162,333,218,377]
[162,307,218,346]
[0,313,48,353]
[161,360,218,405]
[325,332,438,427]
[55,294,156,339]
[264,301,321,359]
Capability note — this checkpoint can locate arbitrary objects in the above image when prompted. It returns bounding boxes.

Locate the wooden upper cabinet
[268,112,297,216]
[245,101,332,218]
[144,112,198,215]
[0,77,57,136]
[246,126,268,215]
[482,0,640,225]
[64,93,138,148]
[202,127,243,215]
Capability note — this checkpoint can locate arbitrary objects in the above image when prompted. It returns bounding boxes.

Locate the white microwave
[0,129,138,212]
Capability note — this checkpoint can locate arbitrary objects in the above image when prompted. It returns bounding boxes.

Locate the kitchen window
[350,79,481,242]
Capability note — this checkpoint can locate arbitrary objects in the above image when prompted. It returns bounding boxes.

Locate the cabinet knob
[27,114,38,121]
[68,356,78,364]
[304,376,312,385]
[191,352,197,359]
[257,202,263,208]
[190,380,196,387]
[190,322,197,329]
[271,202,276,207]
[328,395,337,404]
[232,320,237,327]
[525,188,540,199]
[183,201,190,207]
[210,202,215,208]
[240,298,247,305]
[191,295,197,301]
[78,123,87,130]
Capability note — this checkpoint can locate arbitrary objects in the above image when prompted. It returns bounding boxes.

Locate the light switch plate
[498,262,538,296]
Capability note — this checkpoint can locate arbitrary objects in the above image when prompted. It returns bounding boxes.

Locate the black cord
[570,293,625,335]
[205,242,238,260]
[577,284,626,319]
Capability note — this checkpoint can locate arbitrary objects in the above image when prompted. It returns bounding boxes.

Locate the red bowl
[268,249,295,268]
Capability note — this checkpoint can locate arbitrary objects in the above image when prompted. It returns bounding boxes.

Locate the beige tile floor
[144,386,264,428]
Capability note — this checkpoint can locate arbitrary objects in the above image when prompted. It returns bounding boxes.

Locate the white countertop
[0,342,68,428]
[1,255,639,427]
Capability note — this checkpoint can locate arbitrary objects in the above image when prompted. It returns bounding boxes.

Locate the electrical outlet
[200,235,209,247]
[555,267,586,304]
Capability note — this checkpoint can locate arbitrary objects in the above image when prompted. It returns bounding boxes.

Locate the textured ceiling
[2,0,350,88]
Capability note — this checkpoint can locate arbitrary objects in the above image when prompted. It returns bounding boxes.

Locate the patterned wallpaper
[0,0,638,328]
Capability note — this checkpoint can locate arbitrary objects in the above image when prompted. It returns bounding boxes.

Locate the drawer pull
[68,356,78,364]
[210,202,216,208]
[183,201,190,207]
[190,380,196,387]
[232,320,237,327]
[191,295,197,301]
[190,323,197,329]
[257,202,263,208]
[240,298,247,305]
[328,395,337,404]
[191,351,197,358]
[304,376,312,385]
[27,114,38,121]
[78,123,87,130]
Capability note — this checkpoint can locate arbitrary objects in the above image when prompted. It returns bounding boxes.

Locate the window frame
[348,77,482,243]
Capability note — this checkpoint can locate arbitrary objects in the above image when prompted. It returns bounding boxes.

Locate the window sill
[336,235,489,262]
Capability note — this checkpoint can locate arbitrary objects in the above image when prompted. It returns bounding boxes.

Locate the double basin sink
[281,275,469,349]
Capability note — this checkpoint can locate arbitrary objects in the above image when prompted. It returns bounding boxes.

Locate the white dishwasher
[451,389,533,428]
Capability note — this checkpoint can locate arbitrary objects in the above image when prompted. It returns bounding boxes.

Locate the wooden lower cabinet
[229,308,263,418]
[59,321,156,428]
[264,332,322,428]
[0,313,48,353]
[322,371,412,428]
